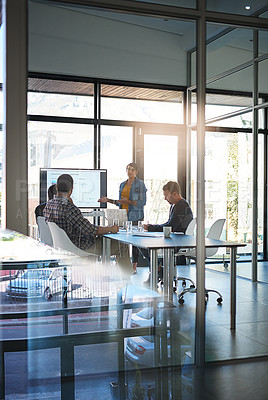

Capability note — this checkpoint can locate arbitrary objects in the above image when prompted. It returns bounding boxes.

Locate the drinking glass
[138,221,143,232]
[113,218,119,226]
[126,221,132,233]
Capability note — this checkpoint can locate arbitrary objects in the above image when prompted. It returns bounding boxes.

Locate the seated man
[43,174,132,273]
[144,181,193,233]
[143,181,193,284]
[35,184,57,221]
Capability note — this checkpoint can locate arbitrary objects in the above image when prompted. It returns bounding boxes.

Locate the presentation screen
[40,168,107,209]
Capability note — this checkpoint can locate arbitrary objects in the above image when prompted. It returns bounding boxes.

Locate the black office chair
[177,219,226,305]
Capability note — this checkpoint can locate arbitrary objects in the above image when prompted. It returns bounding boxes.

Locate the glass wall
[0,24,3,226]
[28,79,184,227]
[206,0,268,16]
[191,129,264,259]
[2,1,267,399]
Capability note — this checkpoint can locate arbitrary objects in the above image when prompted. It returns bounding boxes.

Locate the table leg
[163,249,169,299]
[230,247,237,330]
[163,248,175,303]
[103,237,111,263]
[150,249,158,291]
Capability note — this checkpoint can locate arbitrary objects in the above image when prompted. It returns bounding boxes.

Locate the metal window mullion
[252,30,259,281]
[264,106,268,259]
[195,0,206,368]
[94,82,101,169]
[186,52,192,203]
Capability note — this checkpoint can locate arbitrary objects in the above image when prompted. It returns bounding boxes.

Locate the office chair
[178,218,226,305]
[47,221,96,258]
[37,216,53,247]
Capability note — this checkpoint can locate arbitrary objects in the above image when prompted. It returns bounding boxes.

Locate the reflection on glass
[0,25,3,227]
[191,92,257,128]
[207,0,268,16]
[144,134,178,223]
[259,59,268,104]
[206,26,253,81]
[134,0,196,8]
[100,125,133,199]
[191,130,264,257]
[28,121,94,228]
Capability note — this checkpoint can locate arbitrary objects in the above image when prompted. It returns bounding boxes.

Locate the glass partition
[191,129,265,260]
[131,0,196,7]
[0,24,3,227]
[206,0,268,16]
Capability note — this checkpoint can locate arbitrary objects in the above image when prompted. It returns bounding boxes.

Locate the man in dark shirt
[44,174,132,274]
[143,181,193,284]
[35,184,57,221]
[144,181,193,233]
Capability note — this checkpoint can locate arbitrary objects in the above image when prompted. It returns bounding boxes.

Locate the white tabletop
[104,230,244,250]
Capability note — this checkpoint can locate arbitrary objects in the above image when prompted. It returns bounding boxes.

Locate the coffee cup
[163,226,172,238]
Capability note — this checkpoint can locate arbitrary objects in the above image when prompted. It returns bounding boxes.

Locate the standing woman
[98,162,147,273]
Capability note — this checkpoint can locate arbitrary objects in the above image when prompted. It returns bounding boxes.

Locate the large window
[27,78,185,229]
[101,85,183,124]
[100,125,133,199]
[28,121,94,228]
[144,133,178,223]
[28,79,94,118]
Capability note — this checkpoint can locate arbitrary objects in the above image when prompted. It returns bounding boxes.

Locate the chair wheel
[182,280,186,287]
[190,284,195,289]
[217,297,223,304]
[178,297,184,304]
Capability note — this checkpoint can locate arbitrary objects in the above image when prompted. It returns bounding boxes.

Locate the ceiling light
[245,5,251,10]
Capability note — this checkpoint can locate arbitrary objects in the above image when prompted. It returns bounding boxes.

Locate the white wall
[28,2,187,86]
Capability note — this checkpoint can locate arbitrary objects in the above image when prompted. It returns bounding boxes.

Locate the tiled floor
[129,262,268,399]
[131,261,268,363]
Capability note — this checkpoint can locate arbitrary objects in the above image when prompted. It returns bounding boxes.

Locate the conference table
[104,230,246,329]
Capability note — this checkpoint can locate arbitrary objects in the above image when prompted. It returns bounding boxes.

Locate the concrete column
[2,0,28,234]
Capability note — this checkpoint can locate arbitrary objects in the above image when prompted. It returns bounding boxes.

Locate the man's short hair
[57,174,73,193]
[163,181,181,196]
[48,184,57,200]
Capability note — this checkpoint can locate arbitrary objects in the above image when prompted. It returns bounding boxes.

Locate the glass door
[140,128,184,224]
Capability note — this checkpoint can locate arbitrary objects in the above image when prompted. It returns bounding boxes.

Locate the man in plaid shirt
[44,174,132,272]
